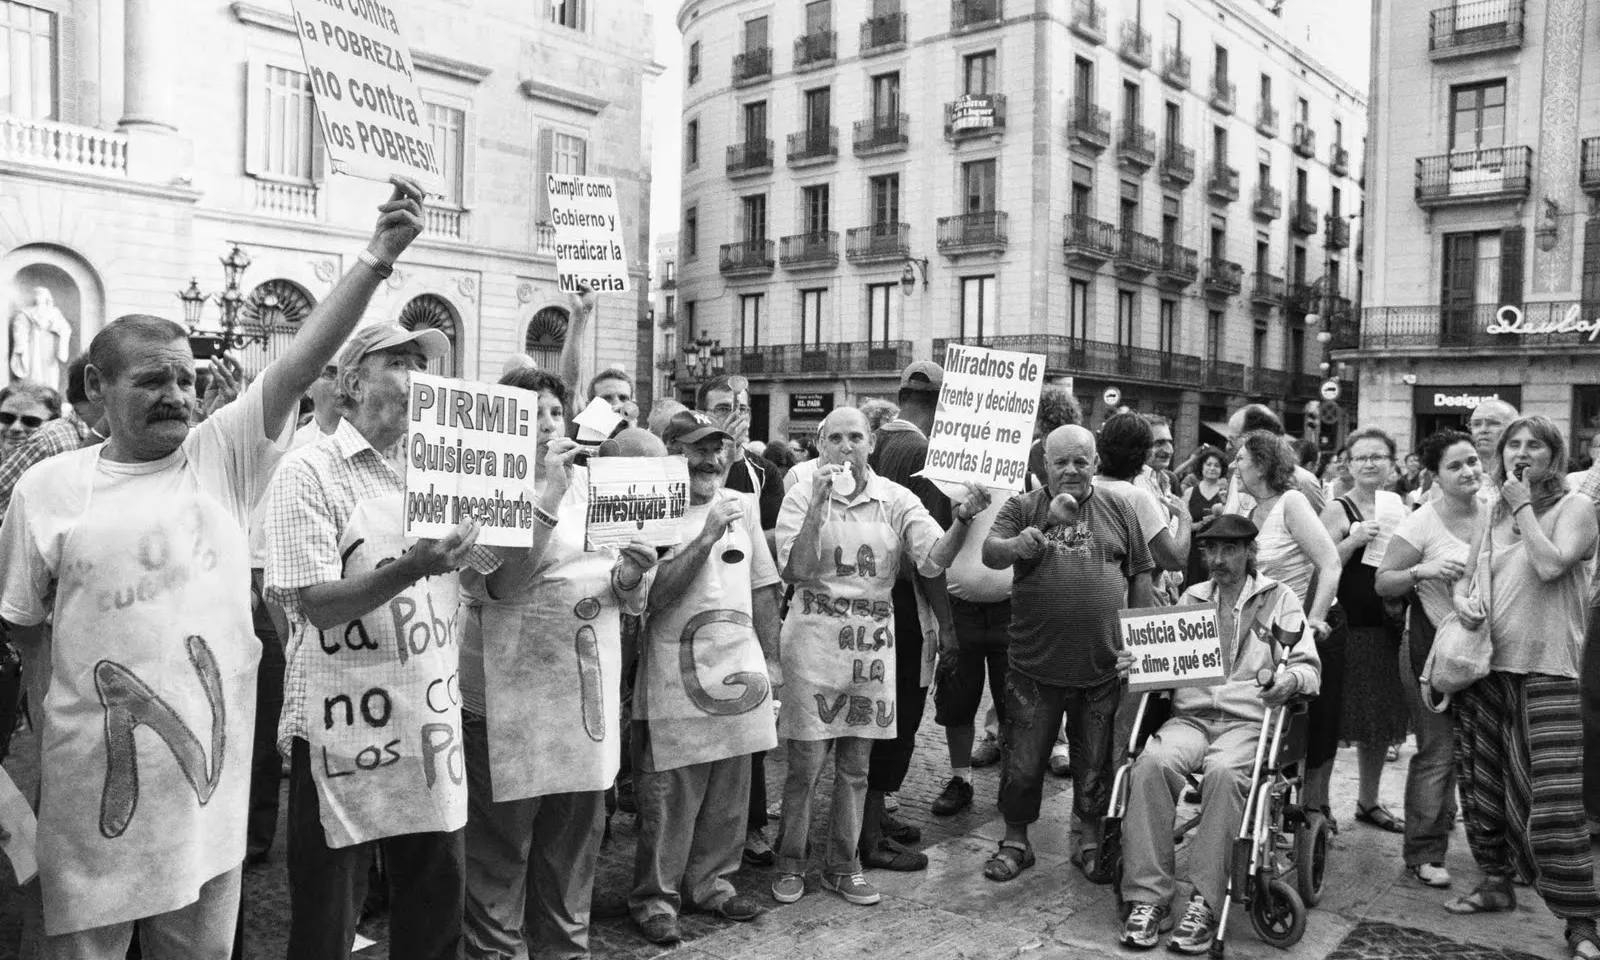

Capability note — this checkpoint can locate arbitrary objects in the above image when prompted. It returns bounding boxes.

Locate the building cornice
[230,3,493,84]
[0,162,203,203]
[518,79,610,115]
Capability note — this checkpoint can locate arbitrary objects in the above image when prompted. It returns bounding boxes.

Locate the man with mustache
[627,410,781,943]
[1118,515,1319,953]
[0,178,429,959]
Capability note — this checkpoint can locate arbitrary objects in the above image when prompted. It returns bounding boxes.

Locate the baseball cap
[900,360,943,392]
[1193,514,1259,543]
[334,323,451,373]
[661,409,733,447]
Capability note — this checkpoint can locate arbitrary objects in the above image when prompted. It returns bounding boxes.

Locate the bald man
[981,425,1154,885]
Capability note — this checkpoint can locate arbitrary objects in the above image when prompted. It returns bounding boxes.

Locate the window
[1296,97,1309,124]
[685,119,699,168]
[805,0,831,33]
[1257,161,1271,190]
[1,0,55,120]
[1209,213,1226,260]
[1070,162,1093,217]
[739,293,763,348]
[740,194,767,243]
[801,184,830,234]
[961,160,996,214]
[869,173,900,225]
[1122,80,1141,125]
[1164,101,1181,146]
[687,41,701,84]
[1287,326,1305,374]
[1069,279,1090,340]
[800,288,825,348]
[259,64,316,180]
[1449,81,1506,152]
[547,0,584,29]
[1254,237,1269,274]
[1158,300,1178,354]
[1164,13,1181,53]
[1333,118,1343,147]
[1119,180,1140,233]
[664,261,676,283]
[665,294,676,323]
[683,206,698,257]
[1214,44,1229,85]
[803,87,831,131]
[1075,57,1094,103]
[425,102,466,205]
[536,128,587,219]
[1259,73,1272,105]
[743,16,769,51]
[1161,196,1179,246]
[1206,310,1223,364]
[1330,185,1342,219]
[1252,322,1267,370]
[1213,125,1228,164]
[871,72,900,121]
[1295,167,1308,204]
[959,276,996,341]
[963,51,996,95]
[1117,290,1137,348]
[1292,245,1307,285]
[684,300,697,342]
[1441,229,1523,328]
[867,283,896,345]
[742,101,768,143]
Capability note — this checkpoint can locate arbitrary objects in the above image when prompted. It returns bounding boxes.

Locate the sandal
[1355,802,1405,834]
[1074,845,1114,885]
[1445,878,1516,915]
[1568,921,1600,960]
[982,841,1035,882]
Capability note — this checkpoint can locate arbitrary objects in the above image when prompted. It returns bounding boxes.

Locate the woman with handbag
[1446,416,1600,960]
[1376,430,1483,890]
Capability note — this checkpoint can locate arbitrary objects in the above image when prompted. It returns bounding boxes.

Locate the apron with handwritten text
[41,454,257,935]
[306,495,466,848]
[778,497,901,742]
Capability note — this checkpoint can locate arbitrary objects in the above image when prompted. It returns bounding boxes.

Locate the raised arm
[558,288,597,415]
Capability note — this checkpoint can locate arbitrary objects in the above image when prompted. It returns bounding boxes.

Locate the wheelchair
[1098,681,1331,956]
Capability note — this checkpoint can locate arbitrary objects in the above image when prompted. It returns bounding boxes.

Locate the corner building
[1,0,657,387]
[674,0,1365,448]
[1343,0,1600,453]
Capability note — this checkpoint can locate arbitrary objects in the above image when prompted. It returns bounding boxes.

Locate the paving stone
[1327,920,1551,960]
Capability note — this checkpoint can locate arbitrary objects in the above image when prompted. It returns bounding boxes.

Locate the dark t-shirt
[871,423,952,526]
[990,483,1155,687]
[724,453,783,531]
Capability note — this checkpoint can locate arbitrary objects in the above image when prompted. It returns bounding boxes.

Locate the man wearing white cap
[266,322,501,959]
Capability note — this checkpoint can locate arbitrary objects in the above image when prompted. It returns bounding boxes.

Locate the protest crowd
[2,178,1600,960]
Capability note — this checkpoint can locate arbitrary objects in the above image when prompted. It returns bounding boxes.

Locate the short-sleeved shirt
[724,453,782,531]
[873,421,952,582]
[1098,477,1168,546]
[1391,503,1470,629]
[776,470,947,580]
[989,483,1155,687]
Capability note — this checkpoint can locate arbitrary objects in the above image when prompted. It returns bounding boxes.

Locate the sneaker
[931,777,974,816]
[1120,902,1172,950]
[743,828,775,866]
[883,792,900,813]
[637,913,681,945]
[822,871,881,906]
[1409,862,1452,888]
[771,873,806,903]
[1167,894,1218,954]
[708,894,763,922]
[1048,744,1071,777]
[970,734,1002,768]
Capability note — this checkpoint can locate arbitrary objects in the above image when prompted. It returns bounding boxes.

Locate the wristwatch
[358,248,395,279]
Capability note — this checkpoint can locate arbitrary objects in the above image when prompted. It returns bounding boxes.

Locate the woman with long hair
[1182,445,1228,587]
[1376,429,1484,889]
[1320,427,1412,835]
[1446,416,1600,959]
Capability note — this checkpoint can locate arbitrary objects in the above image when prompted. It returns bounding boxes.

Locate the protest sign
[919,343,1045,491]
[1121,603,1229,692]
[0,768,36,884]
[405,372,537,548]
[546,174,631,293]
[585,457,690,551]
[288,0,443,194]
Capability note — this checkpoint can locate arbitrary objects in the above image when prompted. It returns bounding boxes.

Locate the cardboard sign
[0,768,37,884]
[584,457,689,551]
[405,372,537,548]
[546,174,631,293]
[919,343,1045,491]
[1121,603,1229,692]
[288,0,444,193]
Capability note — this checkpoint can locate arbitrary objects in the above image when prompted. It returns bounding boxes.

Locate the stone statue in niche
[10,287,72,386]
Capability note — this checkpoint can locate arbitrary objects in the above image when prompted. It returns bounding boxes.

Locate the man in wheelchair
[1118,514,1321,952]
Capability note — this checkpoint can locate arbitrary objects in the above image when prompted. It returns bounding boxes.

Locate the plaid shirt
[0,417,92,518]
[265,418,498,754]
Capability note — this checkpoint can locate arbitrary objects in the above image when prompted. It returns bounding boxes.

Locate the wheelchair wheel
[1249,878,1306,948]
[1294,815,1331,907]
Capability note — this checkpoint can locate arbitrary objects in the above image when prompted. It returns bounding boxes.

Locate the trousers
[867,580,930,792]
[31,867,241,960]
[776,737,873,876]
[998,670,1120,828]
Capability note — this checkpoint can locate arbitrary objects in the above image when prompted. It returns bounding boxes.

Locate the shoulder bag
[1420,513,1494,709]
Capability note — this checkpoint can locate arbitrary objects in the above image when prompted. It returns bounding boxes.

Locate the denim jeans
[1403,605,1457,866]
[776,737,873,876]
[998,670,1121,828]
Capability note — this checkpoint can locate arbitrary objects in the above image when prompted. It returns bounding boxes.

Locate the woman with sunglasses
[0,380,61,457]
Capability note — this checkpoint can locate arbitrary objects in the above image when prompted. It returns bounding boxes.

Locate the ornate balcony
[1203,258,1244,296]
[952,0,1002,32]
[1157,243,1199,290]
[1068,99,1111,152]
[1210,77,1236,115]
[847,223,911,262]
[423,204,462,239]
[1288,281,1317,312]
[1292,122,1316,159]
[1330,143,1350,176]
[1291,199,1320,235]
[732,46,772,86]
[1429,0,1524,60]
[1352,303,1600,353]
[944,94,1006,140]
[1113,228,1162,279]
[1253,184,1282,220]
[932,335,1202,387]
[794,31,836,70]
[854,114,909,156]
[0,116,128,178]
[787,127,837,167]
[1250,272,1286,307]
[719,239,775,276]
[1117,121,1156,171]
[779,231,839,269]
[1207,164,1240,202]
[1119,21,1152,68]
[1247,368,1290,398]
[1161,48,1191,90]
[1069,0,1105,43]
[725,139,773,178]
[255,180,321,221]
[1204,360,1247,393]
[1160,141,1195,187]
[1414,146,1532,207]
[937,212,1009,254]
[1063,214,1118,269]
[860,12,907,54]
[1256,103,1278,138]
[1326,216,1351,250]
[726,340,913,378]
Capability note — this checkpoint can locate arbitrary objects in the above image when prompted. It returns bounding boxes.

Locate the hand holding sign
[368,176,426,264]
[953,482,992,522]
[404,519,482,578]
[543,438,583,499]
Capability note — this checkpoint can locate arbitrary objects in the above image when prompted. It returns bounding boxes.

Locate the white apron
[41,454,257,935]
[778,497,901,742]
[307,495,467,848]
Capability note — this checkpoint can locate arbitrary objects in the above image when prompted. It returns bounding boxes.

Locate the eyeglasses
[0,413,44,430]
[1350,454,1392,464]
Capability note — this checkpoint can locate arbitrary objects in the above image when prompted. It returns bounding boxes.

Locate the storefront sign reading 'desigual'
[1487,304,1600,343]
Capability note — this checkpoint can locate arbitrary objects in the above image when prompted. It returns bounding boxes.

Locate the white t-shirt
[1391,503,1470,629]
[1097,477,1168,547]
[944,498,1011,604]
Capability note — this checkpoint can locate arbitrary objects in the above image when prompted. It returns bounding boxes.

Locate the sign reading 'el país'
[1121,603,1228,692]
[546,175,632,293]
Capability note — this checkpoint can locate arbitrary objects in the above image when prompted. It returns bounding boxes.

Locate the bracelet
[1514,501,1533,516]
[358,248,395,279]
[532,506,559,529]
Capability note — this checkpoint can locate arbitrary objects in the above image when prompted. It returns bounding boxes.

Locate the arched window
[236,279,316,375]
[398,294,461,376]
[524,306,568,372]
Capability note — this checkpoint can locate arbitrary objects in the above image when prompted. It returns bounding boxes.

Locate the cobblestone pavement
[1326,922,1549,960]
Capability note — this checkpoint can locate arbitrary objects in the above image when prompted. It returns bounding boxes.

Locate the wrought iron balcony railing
[1253,183,1282,219]
[860,12,907,53]
[1160,141,1195,186]
[1068,98,1111,151]
[1063,214,1118,267]
[1256,103,1278,138]
[846,222,910,262]
[794,31,836,69]
[1203,258,1244,295]
[1414,146,1532,206]
[1070,0,1105,42]
[1293,122,1316,158]
[952,0,1002,31]
[1117,121,1156,169]
[719,239,775,274]
[778,231,839,267]
[1209,77,1236,114]
[937,212,1009,252]
[732,46,772,85]
[1119,21,1152,67]
[725,139,773,176]
[854,114,909,155]
[1429,0,1524,59]
[1162,48,1191,89]
[787,126,837,165]
[1207,164,1240,202]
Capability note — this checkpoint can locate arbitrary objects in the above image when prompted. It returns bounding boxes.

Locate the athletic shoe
[1120,902,1171,950]
[931,776,974,816]
[970,735,1002,768]
[822,871,881,906]
[1167,895,1217,954]
[771,873,805,903]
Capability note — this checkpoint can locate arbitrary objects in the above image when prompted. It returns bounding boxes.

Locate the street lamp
[175,242,269,356]
[681,334,725,381]
[899,257,929,296]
